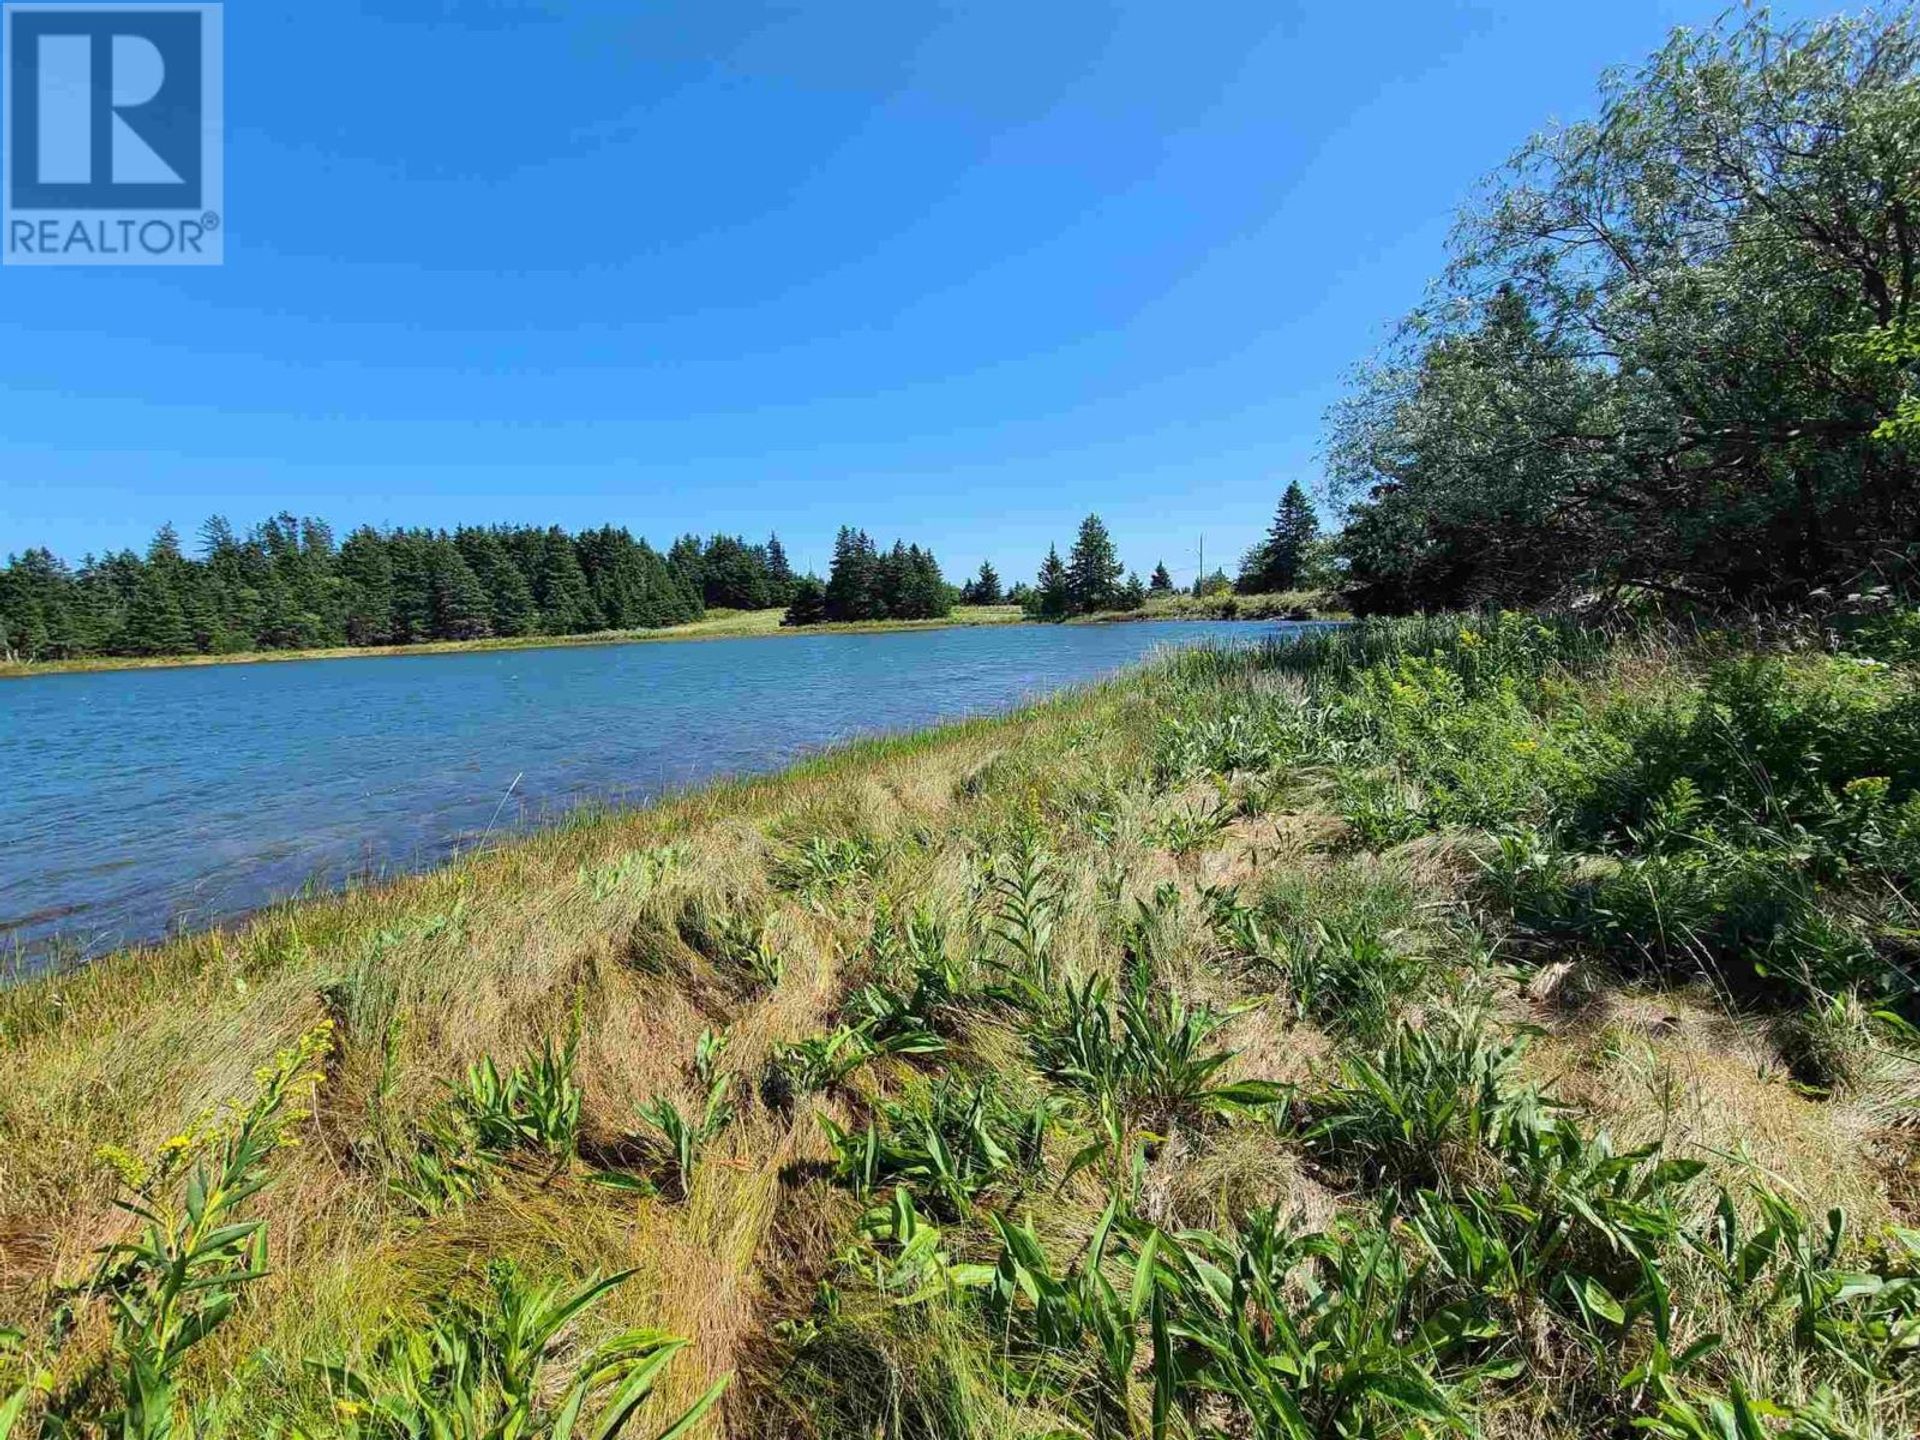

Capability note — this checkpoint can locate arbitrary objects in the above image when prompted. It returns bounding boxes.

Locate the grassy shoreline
[0,593,1343,681]
[4,615,1911,1439]
[0,605,1029,680]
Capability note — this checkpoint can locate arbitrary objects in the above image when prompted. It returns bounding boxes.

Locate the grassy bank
[1125,588,1337,622]
[0,606,1028,680]
[0,595,1349,681]
[2,615,1915,1439]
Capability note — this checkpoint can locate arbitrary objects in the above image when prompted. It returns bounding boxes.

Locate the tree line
[0,516,809,660]
[781,527,954,625]
[1326,8,1920,614]
[1006,490,1328,620]
[5,492,1337,658]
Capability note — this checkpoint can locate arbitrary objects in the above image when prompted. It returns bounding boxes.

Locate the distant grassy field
[3,614,1914,1439]
[0,605,1027,679]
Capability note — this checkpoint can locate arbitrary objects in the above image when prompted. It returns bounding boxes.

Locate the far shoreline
[0,592,1340,680]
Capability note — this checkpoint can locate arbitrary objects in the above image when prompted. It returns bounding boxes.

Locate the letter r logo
[7,5,210,210]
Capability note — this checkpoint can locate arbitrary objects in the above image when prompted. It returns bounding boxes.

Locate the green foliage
[636,1073,734,1201]
[1211,888,1425,1043]
[1026,544,1072,620]
[1305,1013,1542,1193]
[580,844,683,903]
[1159,1207,1472,1438]
[1237,482,1321,595]
[680,906,785,990]
[455,1034,583,1159]
[1018,949,1285,1197]
[775,834,883,899]
[1332,9,1920,612]
[1696,1176,1920,1382]
[2,515,716,661]
[958,560,1003,607]
[979,1198,1166,1432]
[979,839,1061,1002]
[55,1025,333,1439]
[770,1009,945,1101]
[815,527,952,624]
[316,1262,727,1440]
[824,1079,1048,1216]
[778,575,828,628]
[1064,515,1126,616]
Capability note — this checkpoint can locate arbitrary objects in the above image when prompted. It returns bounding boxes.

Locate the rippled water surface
[3,620,1307,958]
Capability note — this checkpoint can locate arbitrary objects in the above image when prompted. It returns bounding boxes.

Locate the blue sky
[0,0,1831,588]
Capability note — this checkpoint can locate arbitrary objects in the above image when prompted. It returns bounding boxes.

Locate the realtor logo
[4,2,222,265]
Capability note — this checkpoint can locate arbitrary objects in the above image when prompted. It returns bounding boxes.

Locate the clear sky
[0,0,1833,588]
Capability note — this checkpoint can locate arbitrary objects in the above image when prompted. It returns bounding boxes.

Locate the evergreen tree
[1065,514,1125,614]
[666,534,705,603]
[764,533,795,607]
[427,539,493,640]
[457,527,538,636]
[5,512,943,659]
[339,526,396,645]
[701,534,773,610]
[824,527,880,622]
[968,560,1003,606]
[196,516,263,652]
[895,544,949,619]
[0,548,79,660]
[1239,482,1320,593]
[1195,568,1233,597]
[1027,545,1071,619]
[122,525,194,655]
[530,527,598,633]
[1120,571,1146,610]
[1149,561,1174,594]
[780,575,828,627]
[386,532,436,642]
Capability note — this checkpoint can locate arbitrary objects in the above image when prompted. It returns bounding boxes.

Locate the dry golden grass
[2,639,1909,1439]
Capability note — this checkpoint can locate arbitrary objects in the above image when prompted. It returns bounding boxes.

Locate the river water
[1,619,1303,961]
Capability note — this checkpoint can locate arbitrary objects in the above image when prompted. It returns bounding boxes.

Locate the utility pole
[1197,535,1205,596]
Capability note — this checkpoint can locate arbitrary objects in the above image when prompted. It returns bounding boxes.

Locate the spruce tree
[458,527,538,636]
[970,560,1003,606]
[824,527,880,621]
[1149,561,1174,593]
[339,527,396,645]
[1065,514,1125,614]
[0,548,79,660]
[427,540,493,640]
[765,533,795,607]
[122,525,196,655]
[1242,482,1320,593]
[666,534,705,602]
[780,575,828,626]
[1029,545,1071,619]
[531,527,598,633]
